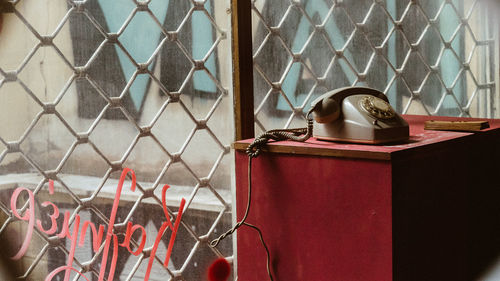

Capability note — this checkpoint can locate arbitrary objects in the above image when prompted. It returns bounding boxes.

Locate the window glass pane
[252,0,499,133]
[0,0,234,280]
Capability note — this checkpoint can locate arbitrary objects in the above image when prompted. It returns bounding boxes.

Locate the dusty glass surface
[252,0,499,133]
[0,0,234,280]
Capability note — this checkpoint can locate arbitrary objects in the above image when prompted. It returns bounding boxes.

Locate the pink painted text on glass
[9,168,186,281]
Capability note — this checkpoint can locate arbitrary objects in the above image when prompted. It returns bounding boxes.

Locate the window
[252,0,499,134]
[0,0,498,280]
[0,0,233,280]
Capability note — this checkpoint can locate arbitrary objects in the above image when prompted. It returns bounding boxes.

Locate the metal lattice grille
[252,0,499,133]
[0,0,233,280]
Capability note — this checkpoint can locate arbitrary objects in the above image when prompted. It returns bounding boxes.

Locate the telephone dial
[310,86,409,144]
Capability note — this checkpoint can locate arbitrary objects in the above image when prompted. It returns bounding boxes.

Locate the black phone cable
[210,109,314,281]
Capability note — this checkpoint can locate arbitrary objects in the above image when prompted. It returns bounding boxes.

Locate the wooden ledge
[233,141,392,161]
[233,115,500,162]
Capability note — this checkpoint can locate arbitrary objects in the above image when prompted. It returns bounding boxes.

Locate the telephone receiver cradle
[310,87,409,144]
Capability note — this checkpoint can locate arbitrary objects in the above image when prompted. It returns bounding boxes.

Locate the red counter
[234,115,500,281]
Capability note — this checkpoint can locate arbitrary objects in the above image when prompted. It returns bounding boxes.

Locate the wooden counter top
[233,115,500,161]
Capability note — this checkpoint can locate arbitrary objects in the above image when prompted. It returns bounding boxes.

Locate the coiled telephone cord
[210,110,314,281]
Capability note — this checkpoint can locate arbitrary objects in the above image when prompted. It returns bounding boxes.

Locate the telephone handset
[311,87,409,144]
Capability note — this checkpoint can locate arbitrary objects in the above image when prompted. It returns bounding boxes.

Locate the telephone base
[313,119,409,145]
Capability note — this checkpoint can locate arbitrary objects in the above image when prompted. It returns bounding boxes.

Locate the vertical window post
[232,0,255,140]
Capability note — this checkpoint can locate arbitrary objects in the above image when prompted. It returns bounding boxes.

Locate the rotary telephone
[311,86,409,144]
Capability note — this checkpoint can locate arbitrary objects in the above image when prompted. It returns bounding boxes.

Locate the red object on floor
[207,258,231,281]
[234,115,500,281]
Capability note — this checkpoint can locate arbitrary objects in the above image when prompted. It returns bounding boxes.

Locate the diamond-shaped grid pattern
[0,0,233,280]
[253,0,498,134]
